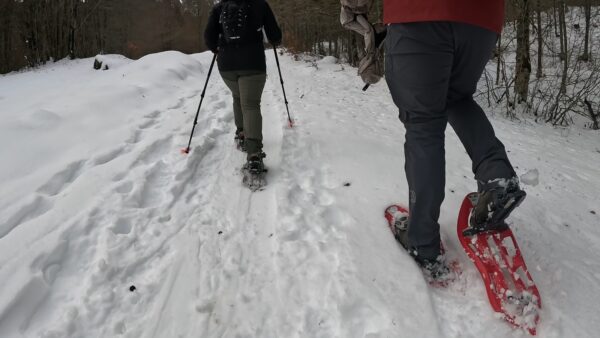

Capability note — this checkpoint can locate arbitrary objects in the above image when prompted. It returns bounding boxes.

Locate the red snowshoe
[457,192,541,335]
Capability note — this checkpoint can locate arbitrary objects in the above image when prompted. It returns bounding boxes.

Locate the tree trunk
[69,1,78,59]
[535,0,543,79]
[496,34,502,86]
[514,0,531,103]
[581,0,591,62]
[553,0,559,37]
[558,0,568,94]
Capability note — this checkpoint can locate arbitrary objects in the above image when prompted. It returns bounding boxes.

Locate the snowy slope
[0,51,599,338]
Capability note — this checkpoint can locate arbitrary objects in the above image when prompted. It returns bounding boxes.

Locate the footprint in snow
[112,171,128,182]
[158,214,171,223]
[114,321,127,334]
[168,98,185,110]
[111,217,133,235]
[132,136,173,166]
[115,181,134,194]
[0,276,50,332]
[37,160,87,196]
[92,147,127,166]
[126,161,171,208]
[0,195,54,239]
[138,119,156,130]
[144,110,161,119]
[126,130,142,144]
[317,191,335,206]
[30,240,69,284]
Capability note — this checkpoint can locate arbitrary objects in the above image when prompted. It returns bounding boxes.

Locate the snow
[1,50,600,337]
[93,54,131,71]
[521,169,540,187]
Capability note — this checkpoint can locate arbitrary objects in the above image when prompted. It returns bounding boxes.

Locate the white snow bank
[93,54,132,70]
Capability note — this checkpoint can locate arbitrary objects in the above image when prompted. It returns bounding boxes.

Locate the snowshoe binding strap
[463,189,527,237]
[235,132,246,152]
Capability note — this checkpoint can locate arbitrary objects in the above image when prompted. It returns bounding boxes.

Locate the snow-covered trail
[1,51,599,338]
[0,53,242,337]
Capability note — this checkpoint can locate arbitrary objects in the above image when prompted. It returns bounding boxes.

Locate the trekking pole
[181,54,217,154]
[273,48,294,128]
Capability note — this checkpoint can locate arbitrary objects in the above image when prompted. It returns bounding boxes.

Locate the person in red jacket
[384,0,526,281]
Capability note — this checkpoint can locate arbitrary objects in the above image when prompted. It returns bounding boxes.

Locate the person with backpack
[204,0,282,174]
[341,0,527,281]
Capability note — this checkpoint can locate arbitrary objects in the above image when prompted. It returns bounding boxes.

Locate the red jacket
[383,0,505,34]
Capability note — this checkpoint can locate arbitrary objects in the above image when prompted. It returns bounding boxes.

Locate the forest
[1,0,599,127]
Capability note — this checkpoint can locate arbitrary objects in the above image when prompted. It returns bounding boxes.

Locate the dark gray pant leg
[446,23,516,189]
[385,22,517,260]
[220,71,244,132]
[385,23,454,260]
[447,98,516,189]
[403,119,448,259]
[238,72,267,157]
[220,70,267,157]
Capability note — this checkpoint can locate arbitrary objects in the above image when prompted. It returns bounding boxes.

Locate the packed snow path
[1,52,599,338]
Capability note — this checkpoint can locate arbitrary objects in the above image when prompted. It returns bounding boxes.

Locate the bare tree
[535,0,544,78]
[514,0,532,103]
[0,0,211,74]
[558,0,568,94]
[580,0,592,61]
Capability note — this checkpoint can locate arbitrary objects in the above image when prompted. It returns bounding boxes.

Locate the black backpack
[219,0,257,44]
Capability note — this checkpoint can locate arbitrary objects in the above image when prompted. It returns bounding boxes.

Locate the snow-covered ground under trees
[1,51,599,338]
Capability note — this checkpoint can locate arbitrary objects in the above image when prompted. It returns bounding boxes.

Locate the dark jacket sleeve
[263,2,282,46]
[204,5,221,52]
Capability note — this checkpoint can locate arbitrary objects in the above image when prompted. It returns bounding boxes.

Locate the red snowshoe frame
[457,193,541,335]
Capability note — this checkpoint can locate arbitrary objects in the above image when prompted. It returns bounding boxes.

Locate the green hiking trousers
[220,70,267,156]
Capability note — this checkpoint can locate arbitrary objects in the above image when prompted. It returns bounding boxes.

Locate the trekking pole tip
[180,147,191,154]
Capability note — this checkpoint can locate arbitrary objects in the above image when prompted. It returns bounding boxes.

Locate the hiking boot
[466,178,527,236]
[393,221,452,283]
[234,129,246,152]
[243,152,266,174]
[242,152,267,191]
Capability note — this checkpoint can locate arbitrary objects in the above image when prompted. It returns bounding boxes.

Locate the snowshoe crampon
[241,164,267,192]
[421,258,460,289]
[458,193,541,335]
